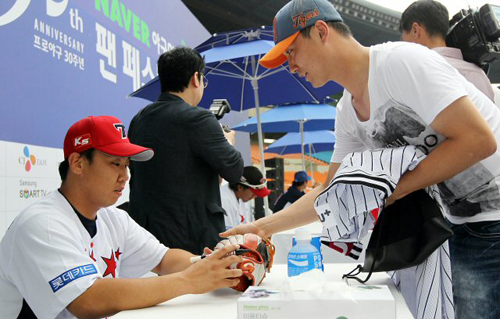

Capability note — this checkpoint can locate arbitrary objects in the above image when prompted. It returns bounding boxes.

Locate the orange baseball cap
[259,0,343,69]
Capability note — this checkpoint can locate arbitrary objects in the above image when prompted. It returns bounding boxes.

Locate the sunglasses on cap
[239,180,267,190]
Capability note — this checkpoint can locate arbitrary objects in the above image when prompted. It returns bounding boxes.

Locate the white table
[112,264,413,319]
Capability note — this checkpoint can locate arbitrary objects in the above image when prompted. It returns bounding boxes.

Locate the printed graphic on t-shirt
[364,100,500,217]
[368,101,442,154]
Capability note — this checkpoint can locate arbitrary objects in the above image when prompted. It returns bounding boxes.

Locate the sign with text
[0,0,210,238]
[0,0,210,148]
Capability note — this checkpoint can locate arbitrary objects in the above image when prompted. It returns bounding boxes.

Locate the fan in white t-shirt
[221,1,500,318]
[0,116,243,319]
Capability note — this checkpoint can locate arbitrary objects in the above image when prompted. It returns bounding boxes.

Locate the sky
[365,0,500,15]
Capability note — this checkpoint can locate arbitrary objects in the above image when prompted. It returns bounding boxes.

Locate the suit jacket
[128,93,244,254]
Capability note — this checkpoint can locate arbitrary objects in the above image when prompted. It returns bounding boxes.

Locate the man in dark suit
[128,47,244,255]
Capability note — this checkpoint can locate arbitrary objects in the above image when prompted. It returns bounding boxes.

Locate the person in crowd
[0,116,242,319]
[221,166,270,230]
[400,0,495,101]
[128,47,244,255]
[272,170,310,213]
[222,0,500,318]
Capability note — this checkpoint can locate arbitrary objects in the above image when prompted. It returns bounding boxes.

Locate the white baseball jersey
[0,190,168,319]
[220,183,252,230]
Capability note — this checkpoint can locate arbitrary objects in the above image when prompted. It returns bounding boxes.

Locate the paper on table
[280,269,359,303]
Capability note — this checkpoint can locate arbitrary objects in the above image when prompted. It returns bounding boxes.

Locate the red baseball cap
[249,186,271,198]
[63,116,154,161]
[239,166,271,198]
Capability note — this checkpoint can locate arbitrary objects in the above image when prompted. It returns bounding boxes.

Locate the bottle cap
[294,228,311,241]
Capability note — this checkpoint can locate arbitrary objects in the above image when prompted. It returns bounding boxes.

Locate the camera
[209,99,232,132]
[446,4,500,68]
[209,99,231,120]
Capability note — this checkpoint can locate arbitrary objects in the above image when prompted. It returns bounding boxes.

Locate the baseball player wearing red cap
[221,166,271,230]
[223,1,500,318]
[0,116,242,319]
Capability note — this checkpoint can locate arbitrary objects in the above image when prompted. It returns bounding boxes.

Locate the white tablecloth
[112,263,413,319]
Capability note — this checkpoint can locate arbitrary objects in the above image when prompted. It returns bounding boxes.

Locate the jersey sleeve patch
[49,264,97,292]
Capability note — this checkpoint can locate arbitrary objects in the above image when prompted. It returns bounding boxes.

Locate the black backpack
[343,189,454,283]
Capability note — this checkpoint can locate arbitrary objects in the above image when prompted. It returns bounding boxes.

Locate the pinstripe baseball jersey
[315,145,454,319]
[316,145,426,245]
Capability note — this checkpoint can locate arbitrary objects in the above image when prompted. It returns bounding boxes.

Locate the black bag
[343,189,454,283]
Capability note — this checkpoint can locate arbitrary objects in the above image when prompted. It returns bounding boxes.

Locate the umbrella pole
[300,121,305,171]
[251,69,270,216]
[309,143,315,186]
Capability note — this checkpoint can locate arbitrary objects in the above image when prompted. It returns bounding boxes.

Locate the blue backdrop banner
[0,0,210,148]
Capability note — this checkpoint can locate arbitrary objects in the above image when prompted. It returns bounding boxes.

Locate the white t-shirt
[220,183,252,230]
[0,191,168,319]
[332,41,500,224]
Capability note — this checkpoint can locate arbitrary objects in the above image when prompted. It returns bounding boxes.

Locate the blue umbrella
[265,130,336,155]
[265,130,336,185]
[129,27,343,110]
[234,103,336,170]
[129,27,343,215]
[233,103,336,133]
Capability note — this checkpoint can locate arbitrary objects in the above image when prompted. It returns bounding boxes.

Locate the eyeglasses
[201,74,209,88]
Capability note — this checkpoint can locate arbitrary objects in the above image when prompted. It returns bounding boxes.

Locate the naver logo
[0,0,68,26]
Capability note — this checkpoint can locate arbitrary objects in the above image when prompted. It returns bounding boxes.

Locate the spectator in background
[272,171,310,213]
[221,166,270,230]
[400,0,495,101]
[128,47,244,255]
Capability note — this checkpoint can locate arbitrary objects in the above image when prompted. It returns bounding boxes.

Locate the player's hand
[219,222,268,239]
[180,244,243,294]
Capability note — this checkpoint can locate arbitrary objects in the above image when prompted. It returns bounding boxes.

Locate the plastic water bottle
[287,228,323,277]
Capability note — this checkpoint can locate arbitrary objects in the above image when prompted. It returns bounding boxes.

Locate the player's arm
[221,163,341,238]
[387,96,497,204]
[66,245,243,319]
[151,248,197,275]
